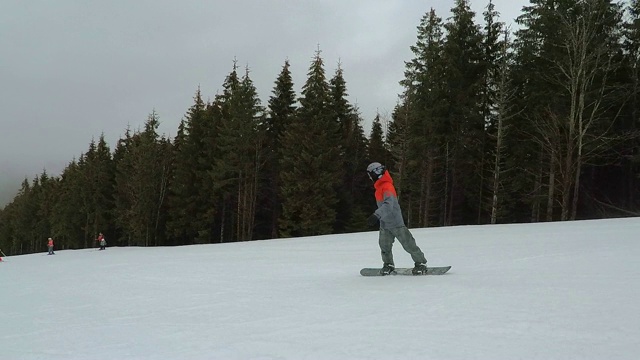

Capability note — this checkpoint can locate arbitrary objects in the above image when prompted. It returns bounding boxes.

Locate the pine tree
[616,0,640,213]
[32,171,56,248]
[487,29,520,224]
[279,49,342,237]
[112,127,133,246]
[51,159,88,249]
[9,179,38,253]
[166,88,216,244]
[474,0,508,224]
[114,111,171,246]
[0,206,8,254]
[260,60,298,239]
[165,120,194,245]
[329,63,369,232]
[213,62,265,241]
[94,135,115,238]
[441,0,485,225]
[78,136,114,247]
[368,113,390,164]
[395,8,449,227]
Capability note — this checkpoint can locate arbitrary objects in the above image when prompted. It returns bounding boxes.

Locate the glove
[367,213,380,227]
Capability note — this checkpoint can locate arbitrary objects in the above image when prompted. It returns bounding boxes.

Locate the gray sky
[0,0,526,206]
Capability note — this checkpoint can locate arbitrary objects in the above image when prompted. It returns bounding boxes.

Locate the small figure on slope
[47,237,55,255]
[97,233,107,250]
[366,162,427,275]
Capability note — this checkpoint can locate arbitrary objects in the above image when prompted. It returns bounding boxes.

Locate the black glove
[367,213,380,227]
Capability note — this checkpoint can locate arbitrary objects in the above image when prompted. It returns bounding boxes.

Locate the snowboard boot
[380,263,395,275]
[412,262,427,275]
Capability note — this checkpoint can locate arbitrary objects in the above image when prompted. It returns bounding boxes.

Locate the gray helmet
[366,162,386,182]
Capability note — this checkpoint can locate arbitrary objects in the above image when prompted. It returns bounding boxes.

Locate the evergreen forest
[3,0,640,255]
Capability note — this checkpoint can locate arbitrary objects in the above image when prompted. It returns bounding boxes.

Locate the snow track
[1,218,640,359]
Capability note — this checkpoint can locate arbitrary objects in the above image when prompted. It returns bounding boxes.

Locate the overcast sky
[0,0,527,206]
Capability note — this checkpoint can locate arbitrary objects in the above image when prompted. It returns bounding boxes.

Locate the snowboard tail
[360,266,451,276]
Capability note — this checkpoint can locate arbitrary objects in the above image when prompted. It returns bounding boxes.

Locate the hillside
[1,218,639,359]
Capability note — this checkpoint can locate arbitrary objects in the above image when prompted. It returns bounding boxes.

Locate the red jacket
[47,239,54,247]
[374,171,397,202]
[373,171,406,229]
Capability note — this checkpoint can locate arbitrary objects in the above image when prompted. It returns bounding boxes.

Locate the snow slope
[1,218,639,360]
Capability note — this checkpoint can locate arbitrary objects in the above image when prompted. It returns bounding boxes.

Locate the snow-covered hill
[1,218,639,359]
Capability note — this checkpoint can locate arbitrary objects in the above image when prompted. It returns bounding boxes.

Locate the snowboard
[360,265,451,276]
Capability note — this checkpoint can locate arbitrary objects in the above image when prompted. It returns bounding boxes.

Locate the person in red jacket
[96,233,107,250]
[47,238,55,255]
[366,162,427,275]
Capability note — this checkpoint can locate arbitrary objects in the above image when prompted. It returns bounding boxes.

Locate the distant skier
[47,238,55,255]
[96,233,107,250]
[366,162,427,275]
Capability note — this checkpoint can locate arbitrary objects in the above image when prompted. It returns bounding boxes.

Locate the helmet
[366,162,386,182]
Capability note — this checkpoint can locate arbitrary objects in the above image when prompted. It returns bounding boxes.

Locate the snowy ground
[1,218,640,360]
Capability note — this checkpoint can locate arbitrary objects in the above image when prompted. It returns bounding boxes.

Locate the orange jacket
[374,171,397,202]
[373,171,406,229]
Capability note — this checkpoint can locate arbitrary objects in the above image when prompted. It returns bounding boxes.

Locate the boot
[380,263,395,275]
[412,262,427,275]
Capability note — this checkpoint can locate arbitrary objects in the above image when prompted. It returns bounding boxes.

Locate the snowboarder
[96,233,107,250]
[47,238,55,255]
[366,162,427,275]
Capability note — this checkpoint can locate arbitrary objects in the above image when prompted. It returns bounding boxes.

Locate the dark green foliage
[329,64,370,232]
[368,113,391,164]
[3,179,38,254]
[73,136,115,248]
[213,62,265,241]
[441,0,486,225]
[393,8,449,227]
[32,172,54,248]
[1,135,116,253]
[513,0,626,221]
[279,50,342,237]
[259,60,298,238]
[618,0,640,211]
[166,88,217,244]
[51,160,88,249]
[113,111,172,247]
[476,1,506,223]
[0,207,7,254]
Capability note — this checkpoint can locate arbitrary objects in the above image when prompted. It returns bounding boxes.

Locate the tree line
[2,0,640,255]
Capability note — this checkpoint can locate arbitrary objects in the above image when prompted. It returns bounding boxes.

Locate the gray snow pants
[378,226,427,265]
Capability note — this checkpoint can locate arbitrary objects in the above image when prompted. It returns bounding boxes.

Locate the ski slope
[1,218,639,359]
